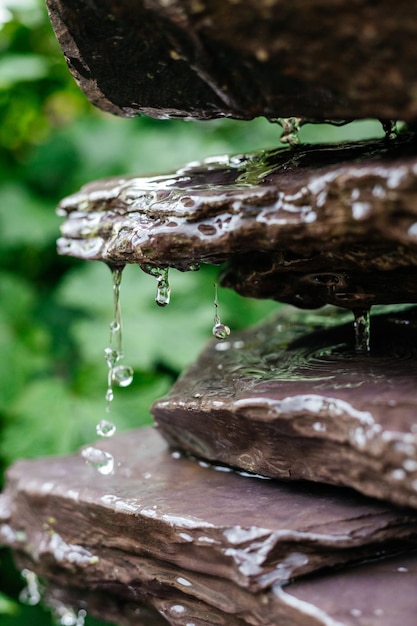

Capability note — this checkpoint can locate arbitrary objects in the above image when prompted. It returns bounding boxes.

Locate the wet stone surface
[47,0,417,121]
[57,134,417,311]
[2,427,417,625]
[153,305,417,508]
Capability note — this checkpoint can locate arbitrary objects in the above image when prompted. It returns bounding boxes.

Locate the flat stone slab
[2,428,417,625]
[47,0,417,121]
[24,551,417,626]
[153,306,417,508]
[57,135,417,310]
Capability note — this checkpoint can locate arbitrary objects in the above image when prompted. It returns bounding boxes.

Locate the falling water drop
[96,419,116,438]
[213,323,231,340]
[19,569,42,606]
[104,265,133,413]
[111,364,134,387]
[81,446,114,475]
[212,283,231,340]
[353,308,371,353]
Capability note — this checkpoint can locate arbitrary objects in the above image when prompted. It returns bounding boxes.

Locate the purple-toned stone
[57,135,417,310]
[46,0,417,122]
[153,306,417,508]
[2,428,417,625]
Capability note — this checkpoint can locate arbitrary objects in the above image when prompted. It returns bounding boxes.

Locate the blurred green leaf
[0,53,49,87]
[0,592,19,615]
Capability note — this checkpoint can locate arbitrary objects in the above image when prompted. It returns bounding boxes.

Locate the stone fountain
[2,1,417,625]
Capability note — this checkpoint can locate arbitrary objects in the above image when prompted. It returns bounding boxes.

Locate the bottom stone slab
[1,428,417,625]
[152,306,417,509]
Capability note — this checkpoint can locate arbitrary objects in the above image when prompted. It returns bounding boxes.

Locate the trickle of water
[143,264,171,306]
[19,569,42,606]
[212,283,231,340]
[353,308,371,353]
[104,265,133,413]
[96,419,116,438]
[81,446,114,475]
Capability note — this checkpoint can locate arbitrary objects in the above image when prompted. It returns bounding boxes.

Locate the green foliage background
[0,1,386,624]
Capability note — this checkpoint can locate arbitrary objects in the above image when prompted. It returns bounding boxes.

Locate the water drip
[277,117,303,146]
[212,284,231,340]
[104,265,133,413]
[19,569,42,606]
[143,265,171,306]
[353,308,371,353]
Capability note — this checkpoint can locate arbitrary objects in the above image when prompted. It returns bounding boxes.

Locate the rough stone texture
[2,428,417,625]
[23,551,417,626]
[46,0,417,121]
[57,134,417,310]
[153,306,417,508]
[280,550,417,626]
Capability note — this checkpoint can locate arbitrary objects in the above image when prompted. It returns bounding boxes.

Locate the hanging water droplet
[277,117,303,146]
[81,446,114,475]
[142,264,171,306]
[19,569,42,606]
[212,283,231,340]
[353,308,371,353]
[105,387,114,403]
[212,322,231,340]
[111,364,134,387]
[96,419,116,438]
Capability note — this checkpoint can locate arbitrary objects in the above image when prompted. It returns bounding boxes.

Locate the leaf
[0,54,49,88]
[0,592,19,616]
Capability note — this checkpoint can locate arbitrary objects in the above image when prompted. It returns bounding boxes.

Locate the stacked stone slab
[2,1,417,624]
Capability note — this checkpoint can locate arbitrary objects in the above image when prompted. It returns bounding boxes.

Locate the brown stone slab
[57,135,417,310]
[2,428,417,625]
[47,0,417,121]
[283,550,417,626]
[153,306,417,508]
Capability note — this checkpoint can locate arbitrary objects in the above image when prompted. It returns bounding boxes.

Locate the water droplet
[19,569,42,606]
[104,265,134,413]
[96,419,116,438]
[104,347,119,368]
[81,446,114,475]
[353,308,371,353]
[212,323,231,340]
[109,320,120,333]
[276,117,303,145]
[51,603,87,626]
[142,264,171,306]
[111,364,134,387]
[212,283,231,340]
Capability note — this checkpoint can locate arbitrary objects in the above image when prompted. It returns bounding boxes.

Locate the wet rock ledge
[153,306,417,509]
[2,427,417,626]
[47,0,417,121]
[58,133,417,311]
